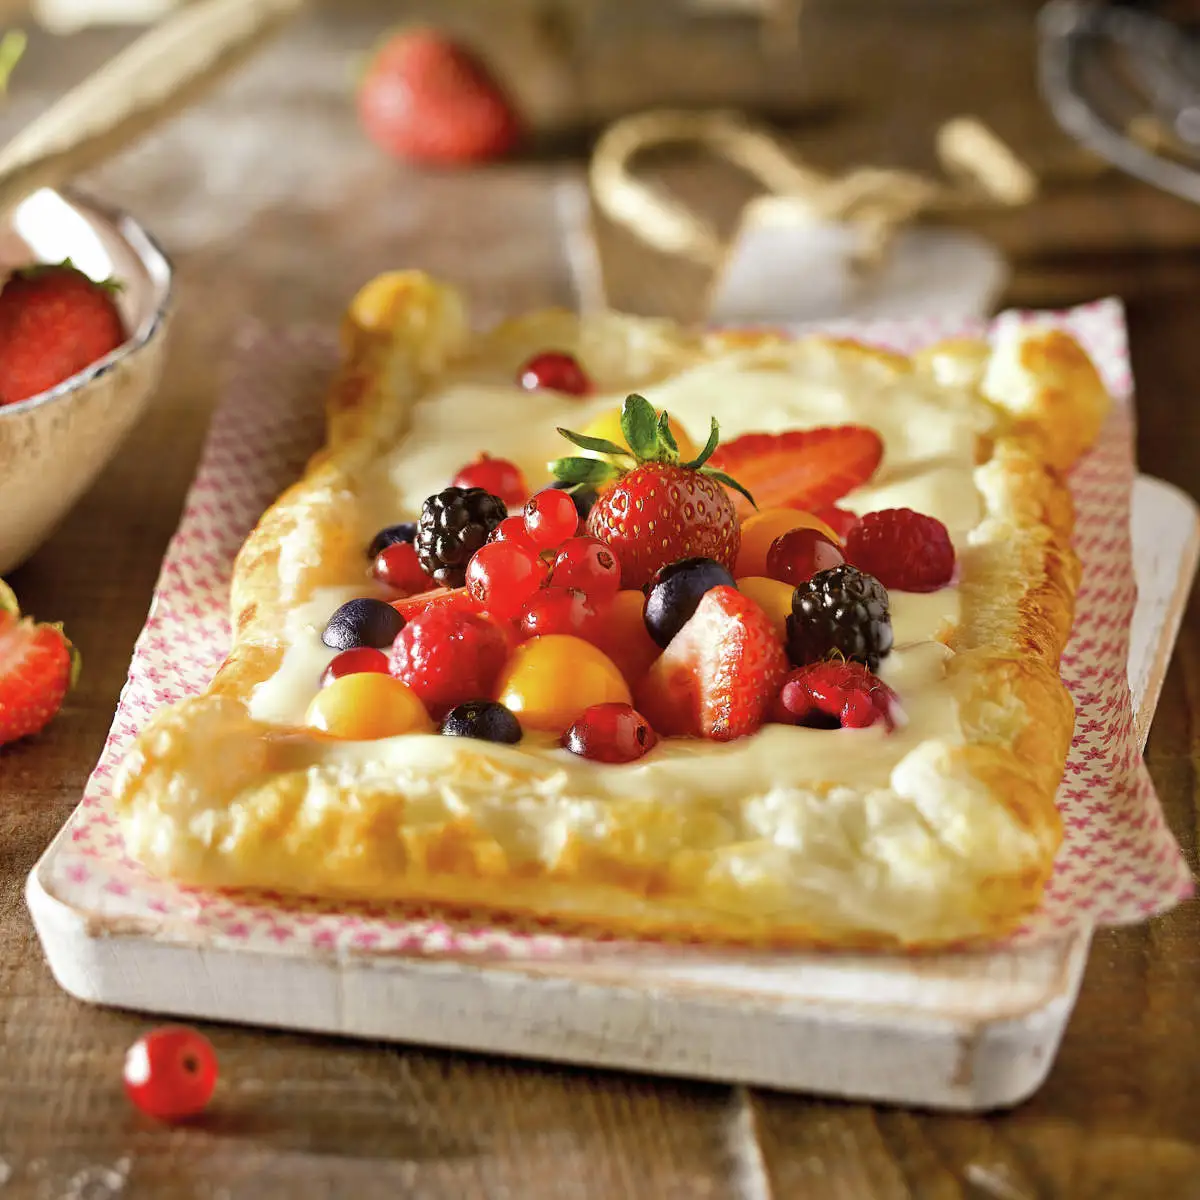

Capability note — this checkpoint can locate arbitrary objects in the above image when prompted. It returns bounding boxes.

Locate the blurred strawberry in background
[356,28,522,166]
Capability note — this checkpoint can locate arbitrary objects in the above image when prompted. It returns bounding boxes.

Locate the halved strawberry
[707,426,884,520]
[634,585,787,742]
[390,586,519,652]
[0,599,76,746]
[390,586,475,621]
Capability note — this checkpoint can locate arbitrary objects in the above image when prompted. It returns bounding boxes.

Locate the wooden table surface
[3,3,1200,1197]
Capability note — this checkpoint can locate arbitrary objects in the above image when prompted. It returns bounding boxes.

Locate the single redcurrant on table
[124,1026,218,1122]
[321,646,391,687]
[452,453,529,509]
[523,488,581,551]
[372,541,431,594]
[548,537,621,600]
[465,540,546,619]
[562,702,658,763]
[517,350,591,396]
[765,526,845,586]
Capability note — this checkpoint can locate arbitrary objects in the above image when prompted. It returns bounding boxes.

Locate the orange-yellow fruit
[591,590,661,685]
[735,507,840,577]
[581,406,700,465]
[735,576,794,642]
[306,672,432,739]
[496,634,632,733]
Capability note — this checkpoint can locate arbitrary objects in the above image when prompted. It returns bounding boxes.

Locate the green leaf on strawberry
[549,394,756,507]
[549,394,756,588]
[0,577,17,619]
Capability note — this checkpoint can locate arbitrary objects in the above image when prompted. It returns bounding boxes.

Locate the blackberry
[787,565,893,671]
[415,486,507,588]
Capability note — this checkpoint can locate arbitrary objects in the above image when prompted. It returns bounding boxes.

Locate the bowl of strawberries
[0,186,172,574]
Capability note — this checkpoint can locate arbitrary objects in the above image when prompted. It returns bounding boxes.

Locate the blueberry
[643,557,737,647]
[549,482,598,521]
[440,700,523,744]
[322,598,405,651]
[367,522,418,559]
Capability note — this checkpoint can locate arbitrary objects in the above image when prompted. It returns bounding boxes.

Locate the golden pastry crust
[112,271,1111,949]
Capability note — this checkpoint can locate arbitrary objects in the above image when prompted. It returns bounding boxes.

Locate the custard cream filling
[249,344,993,799]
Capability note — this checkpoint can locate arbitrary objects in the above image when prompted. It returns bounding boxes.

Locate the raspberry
[772,661,898,730]
[787,564,892,671]
[388,606,510,719]
[845,508,955,593]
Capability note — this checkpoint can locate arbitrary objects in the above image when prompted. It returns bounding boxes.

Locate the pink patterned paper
[40,299,1193,959]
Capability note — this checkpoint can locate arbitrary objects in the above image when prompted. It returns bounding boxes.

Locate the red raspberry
[844,508,955,593]
[772,661,898,730]
[388,607,509,719]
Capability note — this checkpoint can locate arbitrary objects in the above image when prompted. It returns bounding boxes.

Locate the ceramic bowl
[0,187,172,575]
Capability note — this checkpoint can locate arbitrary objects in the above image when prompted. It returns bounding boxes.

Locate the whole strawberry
[356,28,521,166]
[0,578,79,746]
[551,394,753,589]
[0,260,125,406]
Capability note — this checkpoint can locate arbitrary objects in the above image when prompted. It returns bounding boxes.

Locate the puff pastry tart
[113,271,1111,949]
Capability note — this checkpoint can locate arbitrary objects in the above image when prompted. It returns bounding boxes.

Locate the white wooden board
[25,475,1199,1112]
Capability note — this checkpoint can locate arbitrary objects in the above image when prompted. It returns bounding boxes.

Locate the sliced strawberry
[635,585,787,742]
[390,586,520,652]
[707,426,884,520]
[390,586,475,621]
[0,614,73,745]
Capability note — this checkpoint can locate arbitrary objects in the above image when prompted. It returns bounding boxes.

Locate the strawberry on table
[356,28,521,166]
[707,426,884,521]
[0,260,125,406]
[551,393,753,589]
[635,585,787,742]
[0,579,78,746]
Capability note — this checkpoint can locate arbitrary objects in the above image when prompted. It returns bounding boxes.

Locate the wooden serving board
[25,475,1198,1112]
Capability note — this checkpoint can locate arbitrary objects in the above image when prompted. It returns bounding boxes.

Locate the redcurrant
[452,454,528,509]
[518,586,607,640]
[548,536,621,600]
[465,541,546,619]
[765,527,844,586]
[124,1026,218,1122]
[517,350,591,396]
[523,489,580,550]
[562,702,658,764]
[489,514,540,554]
[372,541,431,594]
[321,646,391,687]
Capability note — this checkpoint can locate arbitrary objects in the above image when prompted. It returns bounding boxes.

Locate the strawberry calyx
[550,393,756,508]
[0,578,80,690]
[10,258,123,295]
[0,578,18,620]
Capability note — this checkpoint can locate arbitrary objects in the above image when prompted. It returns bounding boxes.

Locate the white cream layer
[249,342,992,792]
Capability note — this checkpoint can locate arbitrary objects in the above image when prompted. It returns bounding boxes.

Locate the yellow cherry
[735,507,840,577]
[736,576,794,642]
[580,406,700,465]
[305,672,432,740]
[496,634,632,734]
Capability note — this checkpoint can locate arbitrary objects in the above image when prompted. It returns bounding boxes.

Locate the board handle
[0,0,305,219]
